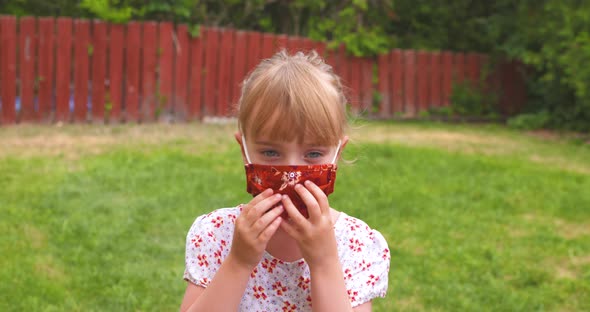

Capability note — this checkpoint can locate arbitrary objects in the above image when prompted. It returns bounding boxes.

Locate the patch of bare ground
[521,213,590,240]
[548,255,590,281]
[354,125,590,175]
[34,255,67,282]
[0,123,236,159]
[354,126,518,155]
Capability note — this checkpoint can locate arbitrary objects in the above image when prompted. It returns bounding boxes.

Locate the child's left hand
[280,180,339,270]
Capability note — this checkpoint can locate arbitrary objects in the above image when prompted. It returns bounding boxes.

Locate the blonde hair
[237,50,347,146]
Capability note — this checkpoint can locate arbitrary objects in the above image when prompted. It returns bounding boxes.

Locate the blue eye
[306,151,323,159]
[262,150,279,158]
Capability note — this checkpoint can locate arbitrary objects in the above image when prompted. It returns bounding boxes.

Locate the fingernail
[282,195,288,200]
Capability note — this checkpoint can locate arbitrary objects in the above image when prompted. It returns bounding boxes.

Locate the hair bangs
[238,50,347,147]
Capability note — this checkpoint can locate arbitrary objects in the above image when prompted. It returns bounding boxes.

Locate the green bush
[448,81,498,119]
[507,111,551,130]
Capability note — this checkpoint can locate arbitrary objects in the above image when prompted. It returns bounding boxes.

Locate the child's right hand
[228,189,284,270]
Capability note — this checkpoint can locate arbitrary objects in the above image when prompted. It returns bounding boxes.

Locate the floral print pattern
[244,164,337,218]
[184,207,390,311]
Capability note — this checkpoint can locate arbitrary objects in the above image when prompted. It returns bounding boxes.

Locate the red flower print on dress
[191,235,203,248]
[343,268,352,280]
[211,216,224,228]
[197,254,209,267]
[366,274,380,286]
[252,285,267,300]
[250,267,258,278]
[297,276,311,290]
[349,238,364,252]
[347,289,359,303]
[213,249,222,265]
[358,259,371,271]
[382,248,390,260]
[199,277,210,286]
[282,301,297,312]
[261,258,280,273]
[272,281,287,296]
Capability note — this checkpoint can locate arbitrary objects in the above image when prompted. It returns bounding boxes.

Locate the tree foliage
[1,0,589,130]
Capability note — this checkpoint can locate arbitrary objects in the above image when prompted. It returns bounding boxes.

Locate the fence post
[377,53,391,118]
[19,16,37,123]
[91,20,108,123]
[73,19,90,123]
[125,21,141,123]
[109,23,125,123]
[0,16,17,125]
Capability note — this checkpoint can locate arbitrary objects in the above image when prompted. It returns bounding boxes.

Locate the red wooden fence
[0,16,526,125]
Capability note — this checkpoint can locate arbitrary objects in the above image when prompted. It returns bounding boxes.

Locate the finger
[250,188,274,207]
[281,194,308,226]
[295,183,321,221]
[248,193,283,224]
[258,216,283,242]
[252,204,284,234]
[242,188,273,215]
[303,180,330,216]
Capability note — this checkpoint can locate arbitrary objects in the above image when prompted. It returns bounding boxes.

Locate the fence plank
[19,16,37,122]
[125,22,141,122]
[231,30,247,106]
[55,17,73,122]
[416,50,429,113]
[276,34,288,51]
[188,27,203,120]
[453,52,465,85]
[441,51,453,106]
[261,33,274,59]
[109,23,124,122]
[287,36,299,53]
[361,57,373,113]
[313,40,326,58]
[174,24,190,121]
[0,16,17,124]
[141,22,158,122]
[91,20,108,122]
[203,27,220,116]
[246,31,261,74]
[217,29,234,116]
[429,52,441,107]
[159,22,174,114]
[37,17,54,122]
[73,19,90,123]
[377,53,390,118]
[336,45,350,101]
[390,50,403,114]
[349,56,361,111]
[302,38,314,53]
[403,50,416,115]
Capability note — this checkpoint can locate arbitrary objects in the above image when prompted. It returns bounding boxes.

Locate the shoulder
[186,207,242,246]
[336,213,390,255]
[335,213,391,304]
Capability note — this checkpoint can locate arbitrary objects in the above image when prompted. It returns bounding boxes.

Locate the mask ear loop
[241,135,252,164]
[331,140,342,164]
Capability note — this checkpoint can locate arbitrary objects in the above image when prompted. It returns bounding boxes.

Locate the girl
[180,50,390,312]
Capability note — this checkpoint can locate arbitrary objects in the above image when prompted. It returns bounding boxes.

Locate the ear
[235,131,248,164]
[336,135,349,162]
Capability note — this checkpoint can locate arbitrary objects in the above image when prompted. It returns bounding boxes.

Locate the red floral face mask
[242,136,340,218]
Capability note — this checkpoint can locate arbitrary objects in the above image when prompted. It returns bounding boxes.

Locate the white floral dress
[184,207,390,311]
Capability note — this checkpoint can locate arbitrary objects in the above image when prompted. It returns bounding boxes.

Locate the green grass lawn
[1,121,589,311]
